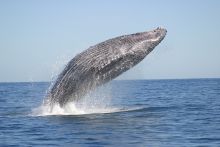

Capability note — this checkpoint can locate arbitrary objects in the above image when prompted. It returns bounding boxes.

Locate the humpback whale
[47,27,167,107]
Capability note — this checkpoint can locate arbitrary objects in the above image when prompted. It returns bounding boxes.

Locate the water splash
[33,81,122,116]
[32,54,143,116]
[32,82,143,116]
[32,102,120,116]
[32,101,143,116]
[47,55,71,94]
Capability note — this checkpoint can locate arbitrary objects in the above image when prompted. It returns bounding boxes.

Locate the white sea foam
[32,101,143,116]
[32,102,123,116]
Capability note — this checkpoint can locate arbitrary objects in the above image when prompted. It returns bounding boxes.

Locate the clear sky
[0,0,220,82]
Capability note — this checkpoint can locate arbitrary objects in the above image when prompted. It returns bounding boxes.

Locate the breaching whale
[47,27,167,107]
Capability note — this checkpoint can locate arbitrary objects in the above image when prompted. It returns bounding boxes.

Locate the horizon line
[0,77,220,83]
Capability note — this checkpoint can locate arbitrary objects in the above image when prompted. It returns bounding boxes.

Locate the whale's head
[117,27,167,58]
[96,27,167,81]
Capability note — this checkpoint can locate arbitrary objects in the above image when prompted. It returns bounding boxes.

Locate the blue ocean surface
[0,79,220,146]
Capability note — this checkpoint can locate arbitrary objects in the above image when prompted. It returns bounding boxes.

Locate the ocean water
[0,79,220,146]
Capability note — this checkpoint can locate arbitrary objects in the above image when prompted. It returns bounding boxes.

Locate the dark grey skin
[47,27,167,107]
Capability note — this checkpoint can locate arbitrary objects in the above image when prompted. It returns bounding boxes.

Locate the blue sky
[0,0,220,82]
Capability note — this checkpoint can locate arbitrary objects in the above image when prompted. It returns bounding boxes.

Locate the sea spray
[32,82,117,116]
[47,55,71,95]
